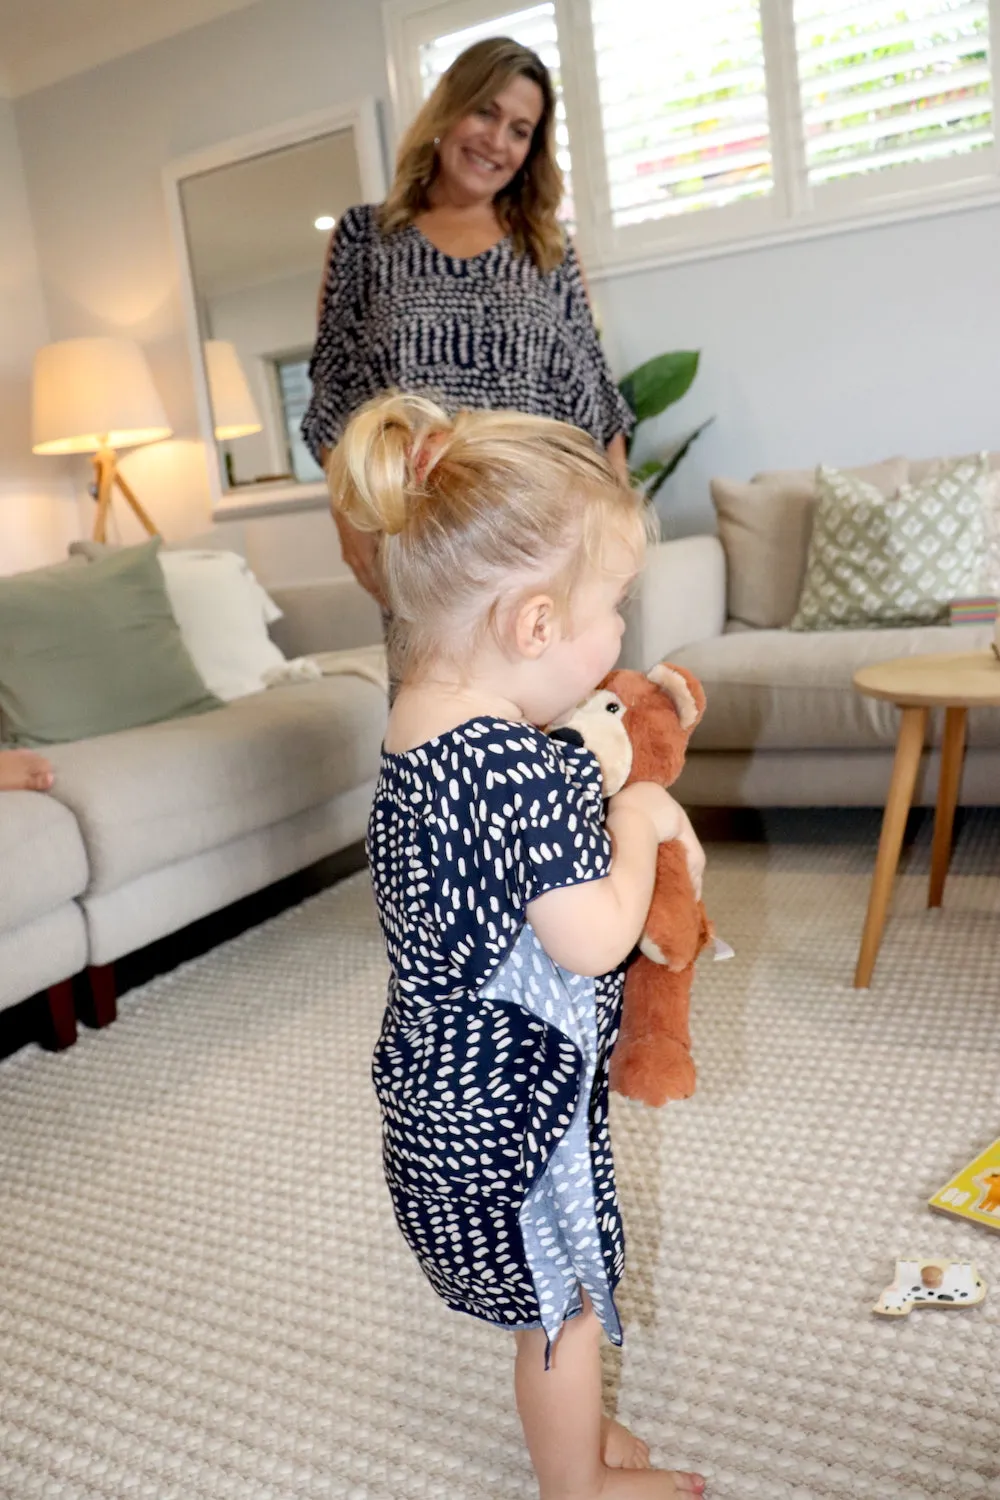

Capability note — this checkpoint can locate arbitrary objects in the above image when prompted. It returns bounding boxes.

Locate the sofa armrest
[267,577,384,657]
[620,535,727,670]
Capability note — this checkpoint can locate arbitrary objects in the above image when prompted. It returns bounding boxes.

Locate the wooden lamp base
[91,446,161,544]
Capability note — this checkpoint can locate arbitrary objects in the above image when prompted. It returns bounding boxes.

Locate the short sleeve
[301,204,375,463]
[561,241,636,449]
[514,733,613,907]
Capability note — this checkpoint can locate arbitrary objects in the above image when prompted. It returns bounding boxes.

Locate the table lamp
[32,337,172,542]
[204,340,263,442]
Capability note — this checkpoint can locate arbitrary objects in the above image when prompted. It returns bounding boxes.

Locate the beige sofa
[621,454,1000,807]
[0,576,385,1045]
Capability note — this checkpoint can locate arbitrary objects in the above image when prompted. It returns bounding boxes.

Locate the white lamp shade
[32,336,172,455]
[204,340,263,441]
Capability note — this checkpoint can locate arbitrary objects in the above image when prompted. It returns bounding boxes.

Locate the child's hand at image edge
[610,783,705,899]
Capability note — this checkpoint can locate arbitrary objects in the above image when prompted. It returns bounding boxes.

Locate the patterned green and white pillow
[790,454,988,631]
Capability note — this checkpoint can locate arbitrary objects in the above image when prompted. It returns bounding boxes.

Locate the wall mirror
[166,102,386,517]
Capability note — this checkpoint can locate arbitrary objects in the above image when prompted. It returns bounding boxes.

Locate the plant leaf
[629,458,663,486]
[618,351,700,426]
[645,418,715,499]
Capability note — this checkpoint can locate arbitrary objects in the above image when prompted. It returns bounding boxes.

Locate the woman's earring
[433,136,441,147]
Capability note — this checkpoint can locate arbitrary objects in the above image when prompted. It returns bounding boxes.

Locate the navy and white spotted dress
[301,204,634,461]
[366,717,626,1352]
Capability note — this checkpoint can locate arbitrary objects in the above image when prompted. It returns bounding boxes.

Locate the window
[384,0,999,267]
[794,0,992,185]
[591,0,774,227]
[273,355,324,485]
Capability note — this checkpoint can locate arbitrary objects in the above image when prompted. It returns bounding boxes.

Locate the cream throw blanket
[263,645,389,696]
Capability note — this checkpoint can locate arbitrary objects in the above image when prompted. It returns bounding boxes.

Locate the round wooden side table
[852,650,1000,988]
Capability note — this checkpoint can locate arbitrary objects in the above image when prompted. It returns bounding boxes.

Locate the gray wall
[600,203,1000,538]
[6,0,1000,576]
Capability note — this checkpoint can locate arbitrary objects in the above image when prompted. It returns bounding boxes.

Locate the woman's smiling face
[436,73,545,206]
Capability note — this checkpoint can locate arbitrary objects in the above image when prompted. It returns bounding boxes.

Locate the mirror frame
[165,99,387,520]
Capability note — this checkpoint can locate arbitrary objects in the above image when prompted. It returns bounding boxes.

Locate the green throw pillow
[790,454,988,631]
[0,538,221,745]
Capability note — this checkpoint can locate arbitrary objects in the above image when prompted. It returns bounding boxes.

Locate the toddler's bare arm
[526,783,682,976]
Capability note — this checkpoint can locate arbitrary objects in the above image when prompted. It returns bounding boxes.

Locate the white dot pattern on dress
[366,718,626,1345]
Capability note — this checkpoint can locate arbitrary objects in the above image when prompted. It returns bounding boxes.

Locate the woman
[302,36,634,601]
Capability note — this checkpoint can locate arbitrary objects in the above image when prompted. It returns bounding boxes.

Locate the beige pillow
[711,456,908,629]
[907,450,1000,486]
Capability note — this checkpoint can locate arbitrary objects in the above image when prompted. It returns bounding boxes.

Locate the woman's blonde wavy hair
[378,37,565,272]
[327,392,648,683]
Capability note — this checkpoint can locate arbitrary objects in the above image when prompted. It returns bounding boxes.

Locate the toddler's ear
[512,593,556,660]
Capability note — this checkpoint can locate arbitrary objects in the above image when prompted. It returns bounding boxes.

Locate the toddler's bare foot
[597,1467,705,1496]
[0,750,54,792]
[601,1418,651,1470]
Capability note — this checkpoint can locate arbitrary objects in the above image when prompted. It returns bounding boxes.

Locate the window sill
[211,480,329,522]
[588,179,1000,284]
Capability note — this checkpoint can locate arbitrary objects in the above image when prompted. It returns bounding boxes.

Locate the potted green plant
[618,350,712,501]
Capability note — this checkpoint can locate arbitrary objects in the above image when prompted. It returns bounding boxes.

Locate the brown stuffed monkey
[552,664,714,1106]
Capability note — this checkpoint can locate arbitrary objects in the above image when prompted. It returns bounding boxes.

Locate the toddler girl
[329,392,706,1499]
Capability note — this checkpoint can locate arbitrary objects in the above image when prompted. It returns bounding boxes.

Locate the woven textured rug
[2,812,999,1500]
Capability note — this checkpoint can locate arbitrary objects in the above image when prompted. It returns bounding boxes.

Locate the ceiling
[0,0,261,97]
[181,128,363,300]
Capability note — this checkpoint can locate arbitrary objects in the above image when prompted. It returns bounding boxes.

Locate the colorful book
[950,597,998,625]
[929,1139,1000,1231]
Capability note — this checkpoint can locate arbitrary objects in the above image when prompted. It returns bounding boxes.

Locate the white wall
[10,0,1000,579]
[0,97,78,574]
[12,0,387,584]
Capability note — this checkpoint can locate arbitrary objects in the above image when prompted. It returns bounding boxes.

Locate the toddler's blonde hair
[327,393,648,683]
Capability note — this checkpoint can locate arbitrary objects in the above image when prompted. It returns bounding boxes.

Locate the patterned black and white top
[302,204,634,460]
[366,717,626,1351]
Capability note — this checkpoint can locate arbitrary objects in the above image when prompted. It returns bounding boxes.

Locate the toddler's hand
[673,802,706,900]
[609,781,682,844]
[610,784,705,898]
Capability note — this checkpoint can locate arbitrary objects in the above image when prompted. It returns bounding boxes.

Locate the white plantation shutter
[589,0,773,227]
[416,3,575,220]
[794,0,993,185]
[419,3,555,92]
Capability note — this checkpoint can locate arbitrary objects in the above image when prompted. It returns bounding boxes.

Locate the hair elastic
[409,431,448,486]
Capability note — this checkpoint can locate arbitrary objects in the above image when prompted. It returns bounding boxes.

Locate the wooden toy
[929,1138,1000,1231]
[872,1259,987,1317]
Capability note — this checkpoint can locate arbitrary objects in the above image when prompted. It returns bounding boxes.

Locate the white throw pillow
[157,550,286,700]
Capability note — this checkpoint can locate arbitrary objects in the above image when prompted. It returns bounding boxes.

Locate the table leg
[854,705,928,989]
[928,706,967,909]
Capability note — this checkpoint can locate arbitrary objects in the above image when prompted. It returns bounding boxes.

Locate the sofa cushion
[71,542,288,701]
[790,455,988,631]
[907,451,1000,486]
[906,455,1000,600]
[0,905,88,1012]
[711,457,908,629]
[671,624,998,751]
[0,540,220,746]
[0,793,88,931]
[45,676,386,895]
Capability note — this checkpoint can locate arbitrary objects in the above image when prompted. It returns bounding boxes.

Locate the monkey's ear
[647,663,700,731]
